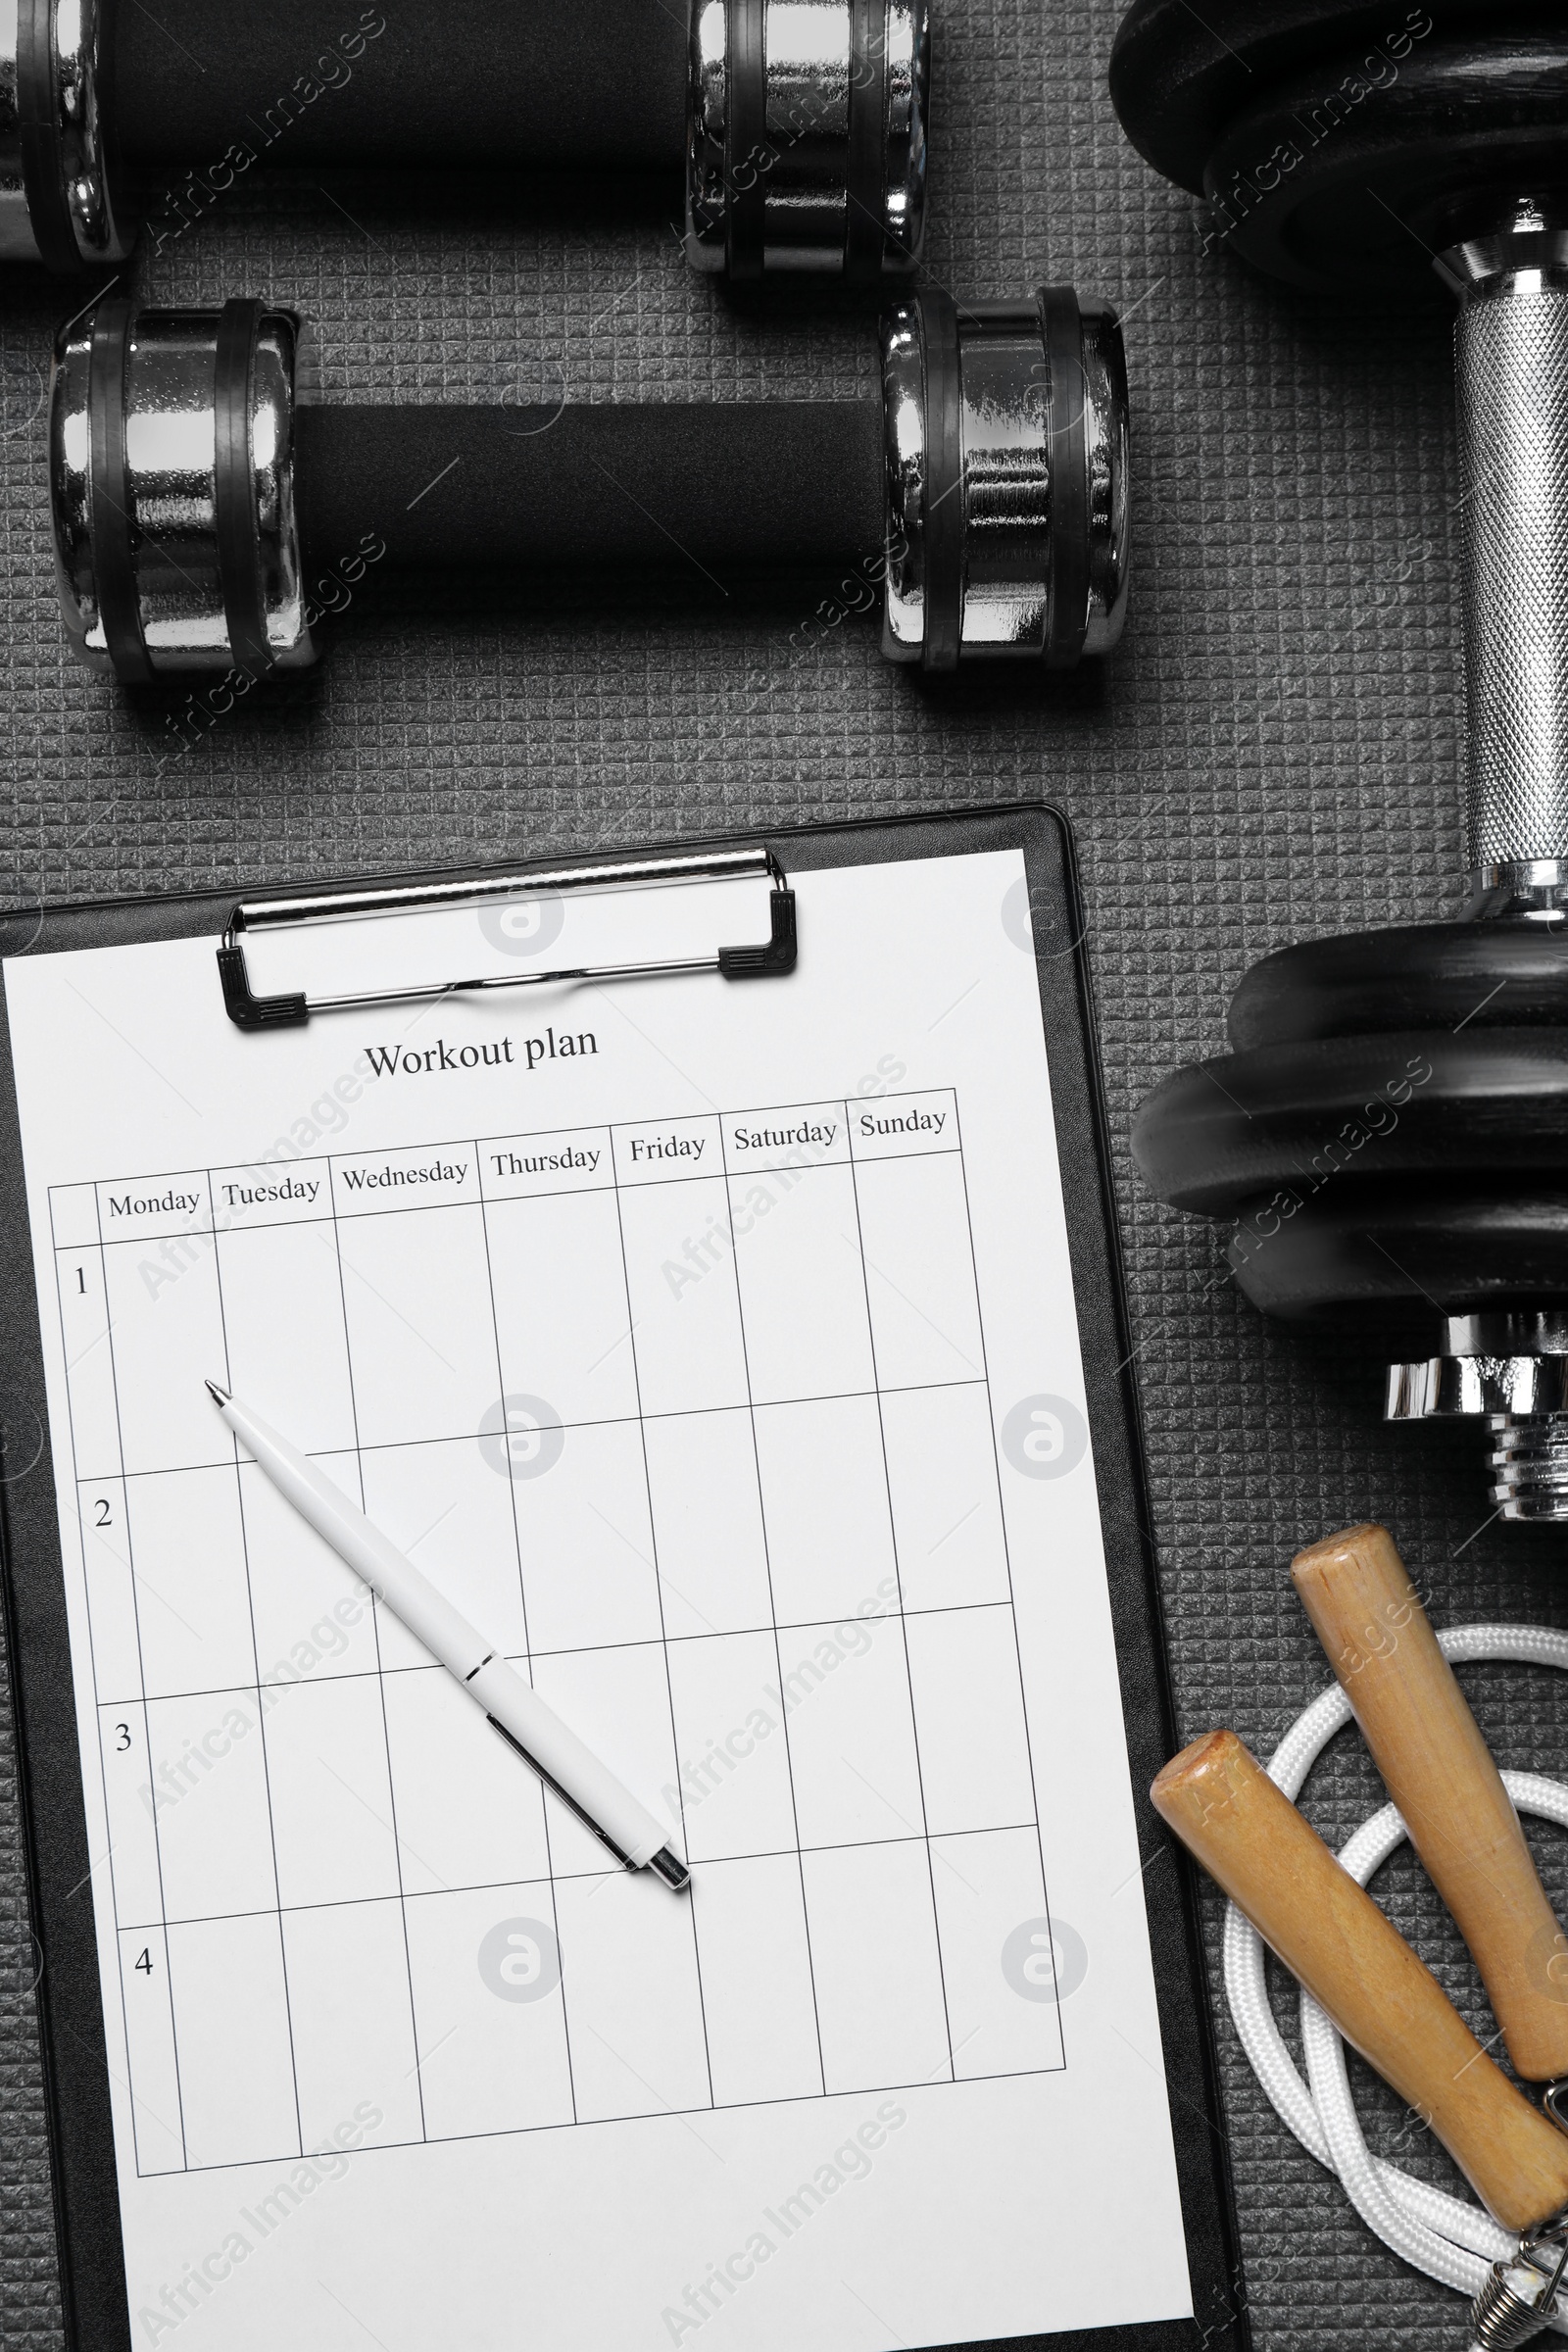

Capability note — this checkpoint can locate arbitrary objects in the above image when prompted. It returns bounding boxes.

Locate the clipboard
[0,803,1249,2352]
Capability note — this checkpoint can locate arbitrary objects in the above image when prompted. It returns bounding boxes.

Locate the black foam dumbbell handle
[293,401,888,578]
[112,0,690,173]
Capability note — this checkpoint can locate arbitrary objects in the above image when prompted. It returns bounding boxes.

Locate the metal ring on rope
[1223,1625,1568,2341]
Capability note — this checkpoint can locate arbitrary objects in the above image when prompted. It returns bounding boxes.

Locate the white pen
[206,1382,690,1892]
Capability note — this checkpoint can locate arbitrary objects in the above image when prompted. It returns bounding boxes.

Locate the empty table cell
[483,1186,640,1427]
[752,1396,896,1625]
[903,1606,1037,1835]
[801,1841,952,2092]
[854,1154,987,1390]
[101,1238,229,1474]
[50,1184,101,1249]
[508,1418,663,1654]
[878,1384,1010,1612]
[404,1882,575,2140]
[122,1467,257,1700]
[691,1855,825,2107]
[263,1677,405,1911]
[281,1897,424,2150]
[641,1408,773,1640]
[553,1870,712,2122]
[615,1177,750,1416]
[241,1453,384,1688]
[381,1665,552,1896]
[145,1688,281,1924]
[213,1219,357,1451]
[527,1643,682,1877]
[730,1162,876,1402]
[665,1631,801,1863]
[928,1827,1065,2080]
[164,1912,301,2168]
[778,1610,925,1850]
[334,1203,502,1447]
[359,1437,531,1666]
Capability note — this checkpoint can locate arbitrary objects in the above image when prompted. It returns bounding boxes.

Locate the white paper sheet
[5,849,1192,2351]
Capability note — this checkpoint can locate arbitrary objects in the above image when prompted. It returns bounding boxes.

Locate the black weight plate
[1108,0,1557,194]
[1224,1180,1568,1318]
[1204,37,1568,291]
[1228,921,1568,1050]
[1131,1026,1568,1214]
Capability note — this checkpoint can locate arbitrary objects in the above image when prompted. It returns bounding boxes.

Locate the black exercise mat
[0,2,1562,2347]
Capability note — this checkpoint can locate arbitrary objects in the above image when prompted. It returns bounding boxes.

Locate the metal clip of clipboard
[217,845,798,1031]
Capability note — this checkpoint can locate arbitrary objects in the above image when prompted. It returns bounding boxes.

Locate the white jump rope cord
[1223,1624,1568,2343]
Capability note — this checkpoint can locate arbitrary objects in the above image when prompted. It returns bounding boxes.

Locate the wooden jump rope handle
[1152,1730,1568,2232]
[1293,1522,1568,2086]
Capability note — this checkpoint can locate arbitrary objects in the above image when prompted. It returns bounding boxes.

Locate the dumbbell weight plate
[1227,922,1568,1050]
[1202,36,1568,291]
[1224,1182,1568,1318]
[1131,1026,1568,1215]
[1107,0,1559,193]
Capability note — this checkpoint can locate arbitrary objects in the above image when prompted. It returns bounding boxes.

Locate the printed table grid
[78,1585,1022,1711]
[50,1092,1065,2179]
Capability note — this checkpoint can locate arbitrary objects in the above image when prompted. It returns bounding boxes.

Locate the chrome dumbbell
[1113,2,1568,1521]
[49,288,1130,681]
[3,0,927,286]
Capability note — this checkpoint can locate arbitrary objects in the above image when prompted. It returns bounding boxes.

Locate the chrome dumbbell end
[51,300,318,682]
[880,287,1130,670]
[0,0,135,271]
[1387,1316,1568,1527]
[1466,862,1568,924]
[685,0,929,281]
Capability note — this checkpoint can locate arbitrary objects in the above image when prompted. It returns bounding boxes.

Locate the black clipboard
[0,802,1249,2352]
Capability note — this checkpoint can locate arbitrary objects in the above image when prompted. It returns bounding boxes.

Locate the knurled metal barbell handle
[1439,225,1568,895]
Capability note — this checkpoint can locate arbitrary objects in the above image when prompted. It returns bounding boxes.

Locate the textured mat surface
[3,4,1566,2347]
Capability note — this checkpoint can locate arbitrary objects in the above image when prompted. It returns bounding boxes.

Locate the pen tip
[205,1379,231,1406]
[648,1846,692,1894]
